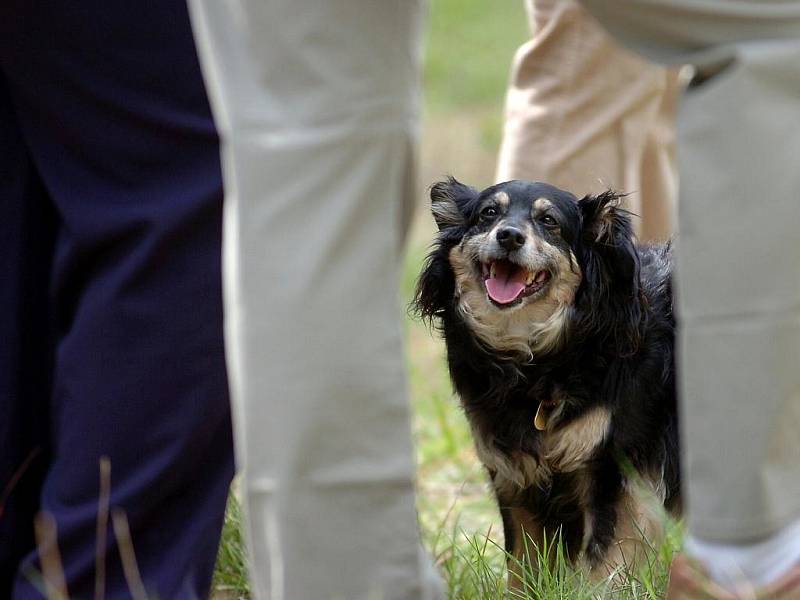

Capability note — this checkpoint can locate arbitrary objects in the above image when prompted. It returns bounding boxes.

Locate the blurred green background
[408,0,526,570]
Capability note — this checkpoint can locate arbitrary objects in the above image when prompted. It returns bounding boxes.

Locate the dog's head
[415,178,641,358]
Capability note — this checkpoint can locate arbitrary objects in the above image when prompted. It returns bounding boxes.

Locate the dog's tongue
[485,262,527,304]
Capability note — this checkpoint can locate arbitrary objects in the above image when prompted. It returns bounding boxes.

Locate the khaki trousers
[497,0,682,242]
[187,1,440,598]
[579,0,800,542]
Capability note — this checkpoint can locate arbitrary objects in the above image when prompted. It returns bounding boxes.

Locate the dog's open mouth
[481,259,551,306]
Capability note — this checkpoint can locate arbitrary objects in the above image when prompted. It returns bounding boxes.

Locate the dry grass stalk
[33,511,69,600]
[111,508,148,600]
[95,456,111,600]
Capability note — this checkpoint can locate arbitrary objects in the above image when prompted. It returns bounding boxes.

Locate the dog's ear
[413,248,454,326]
[579,191,643,354]
[430,177,478,231]
[579,191,639,290]
[413,177,476,325]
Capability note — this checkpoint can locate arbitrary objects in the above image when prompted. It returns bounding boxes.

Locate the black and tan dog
[414,177,680,581]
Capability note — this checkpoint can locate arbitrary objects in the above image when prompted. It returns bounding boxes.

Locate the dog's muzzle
[481,259,551,306]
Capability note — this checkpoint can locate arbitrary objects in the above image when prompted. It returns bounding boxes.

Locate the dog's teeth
[535,271,548,283]
[490,263,496,279]
[526,272,535,285]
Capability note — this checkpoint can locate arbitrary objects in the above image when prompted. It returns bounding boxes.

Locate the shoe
[758,564,800,600]
[666,555,737,600]
[666,554,800,600]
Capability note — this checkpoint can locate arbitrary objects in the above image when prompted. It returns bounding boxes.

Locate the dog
[414,177,680,582]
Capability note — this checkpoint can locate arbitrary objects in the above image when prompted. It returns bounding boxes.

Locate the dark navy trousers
[0,1,235,598]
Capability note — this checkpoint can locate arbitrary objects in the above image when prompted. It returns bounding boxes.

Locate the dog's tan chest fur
[472,405,612,496]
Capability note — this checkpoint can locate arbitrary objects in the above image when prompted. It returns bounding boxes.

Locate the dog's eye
[540,215,558,228]
[480,206,498,220]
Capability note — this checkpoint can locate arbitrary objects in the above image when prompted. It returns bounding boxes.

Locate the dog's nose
[496,226,525,251]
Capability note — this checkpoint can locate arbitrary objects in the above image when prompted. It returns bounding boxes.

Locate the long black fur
[414,177,680,568]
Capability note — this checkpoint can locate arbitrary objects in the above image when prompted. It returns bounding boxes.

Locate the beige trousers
[532,0,800,543]
[497,0,682,242]
[187,1,441,598]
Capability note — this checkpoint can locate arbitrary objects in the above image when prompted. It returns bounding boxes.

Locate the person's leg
[0,69,57,598]
[188,1,438,599]
[637,77,680,242]
[496,0,681,242]
[0,1,234,597]
[670,37,800,592]
[578,0,800,593]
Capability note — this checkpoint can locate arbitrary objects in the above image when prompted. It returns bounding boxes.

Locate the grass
[212,493,250,599]
[213,1,680,597]
[430,523,680,600]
